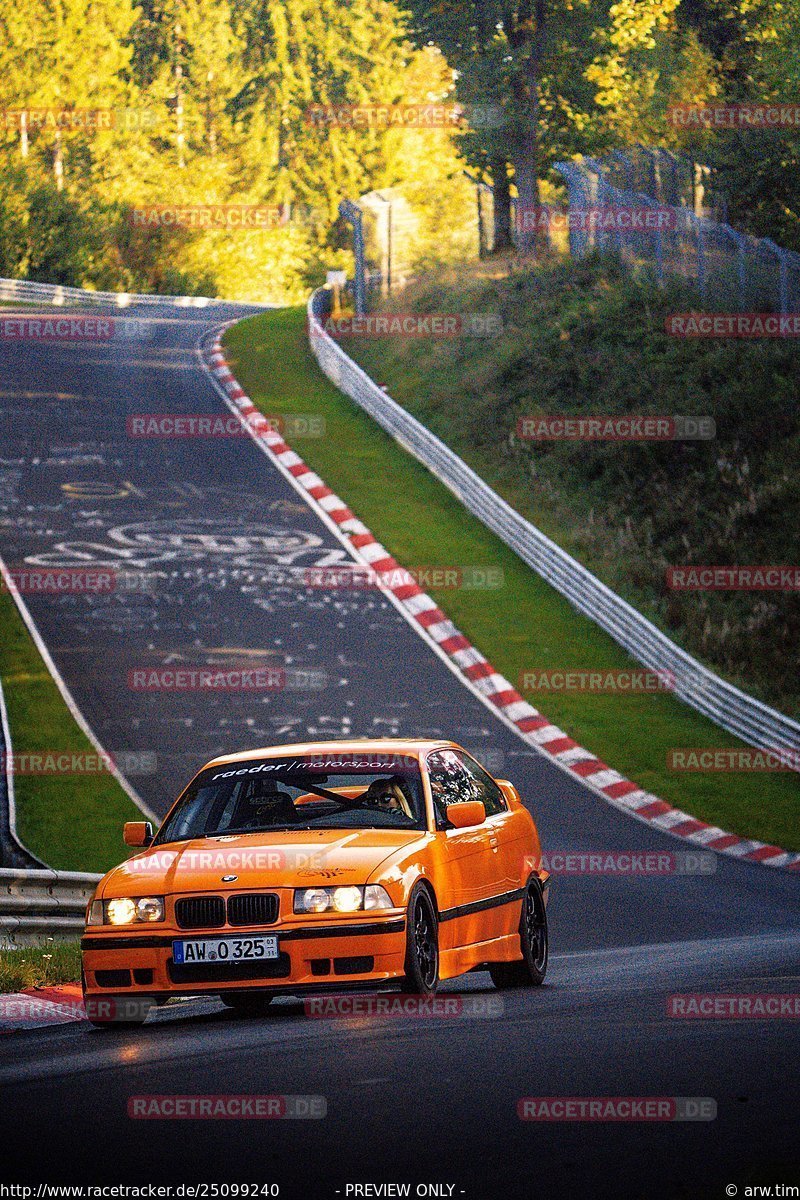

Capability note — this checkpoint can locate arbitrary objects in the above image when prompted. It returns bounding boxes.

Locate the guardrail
[0,275,218,307]
[0,868,99,947]
[307,286,800,762]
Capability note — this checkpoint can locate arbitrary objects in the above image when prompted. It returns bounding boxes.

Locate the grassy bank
[0,940,81,992]
[0,587,141,871]
[346,255,800,718]
[224,306,798,850]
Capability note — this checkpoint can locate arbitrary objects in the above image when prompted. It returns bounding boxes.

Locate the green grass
[0,940,81,992]
[223,305,799,851]
[0,588,142,871]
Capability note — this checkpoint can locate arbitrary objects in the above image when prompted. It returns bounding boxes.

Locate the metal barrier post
[338,199,366,315]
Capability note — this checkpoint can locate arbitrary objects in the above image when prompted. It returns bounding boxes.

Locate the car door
[455,751,524,890]
[425,749,505,950]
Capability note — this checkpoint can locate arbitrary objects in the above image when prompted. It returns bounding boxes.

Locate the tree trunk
[53,129,64,191]
[509,0,547,255]
[513,130,541,253]
[490,157,513,252]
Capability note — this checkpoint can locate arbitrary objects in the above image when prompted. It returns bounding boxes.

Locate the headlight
[135,896,165,922]
[103,896,165,925]
[296,887,331,914]
[86,898,103,926]
[106,897,138,925]
[293,885,393,914]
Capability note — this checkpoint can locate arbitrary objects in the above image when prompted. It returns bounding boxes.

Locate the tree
[674,0,800,248]
[0,0,139,188]
[407,1,706,248]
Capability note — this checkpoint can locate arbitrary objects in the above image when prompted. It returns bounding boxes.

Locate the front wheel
[401,885,439,994]
[489,880,548,989]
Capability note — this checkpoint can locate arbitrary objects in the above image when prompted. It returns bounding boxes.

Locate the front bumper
[81,915,407,997]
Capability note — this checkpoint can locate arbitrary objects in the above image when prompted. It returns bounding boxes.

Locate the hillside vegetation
[346,254,800,717]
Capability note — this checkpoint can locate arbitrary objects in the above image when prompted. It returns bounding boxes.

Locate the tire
[401,885,439,995]
[221,992,274,1015]
[488,880,548,989]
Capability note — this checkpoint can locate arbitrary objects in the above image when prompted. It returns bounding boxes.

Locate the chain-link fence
[339,174,491,314]
[554,150,800,313]
[599,146,726,219]
[338,145,800,314]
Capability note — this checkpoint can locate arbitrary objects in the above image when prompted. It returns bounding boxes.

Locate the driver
[362,776,414,819]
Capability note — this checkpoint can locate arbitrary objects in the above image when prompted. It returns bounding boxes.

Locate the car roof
[203,739,458,771]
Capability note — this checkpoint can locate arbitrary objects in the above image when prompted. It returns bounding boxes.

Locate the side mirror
[447,800,487,829]
[123,821,153,848]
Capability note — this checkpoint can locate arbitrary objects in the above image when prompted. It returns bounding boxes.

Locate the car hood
[100,828,427,895]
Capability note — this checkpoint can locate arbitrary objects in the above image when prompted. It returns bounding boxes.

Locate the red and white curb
[0,985,84,1031]
[202,336,800,873]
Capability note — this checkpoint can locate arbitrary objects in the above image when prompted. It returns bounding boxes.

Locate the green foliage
[0,0,479,300]
[0,941,82,993]
[677,0,800,248]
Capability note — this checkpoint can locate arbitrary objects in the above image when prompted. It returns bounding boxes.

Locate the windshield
[155,753,426,843]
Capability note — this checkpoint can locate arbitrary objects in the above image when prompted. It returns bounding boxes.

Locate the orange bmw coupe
[81,740,550,1025]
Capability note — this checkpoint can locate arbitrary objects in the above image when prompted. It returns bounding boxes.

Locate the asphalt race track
[0,305,798,1199]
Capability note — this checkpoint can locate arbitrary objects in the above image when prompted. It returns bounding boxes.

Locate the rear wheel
[401,886,439,995]
[489,880,548,989]
[221,992,274,1015]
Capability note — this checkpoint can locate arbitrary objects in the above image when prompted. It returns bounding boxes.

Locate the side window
[426,750,507,827]
[454,752,507,818]
[427,750,475,828]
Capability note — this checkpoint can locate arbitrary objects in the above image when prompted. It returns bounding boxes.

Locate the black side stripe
[438,886,527,923]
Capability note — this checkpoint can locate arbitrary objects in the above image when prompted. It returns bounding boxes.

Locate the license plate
[172,935,278,965]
